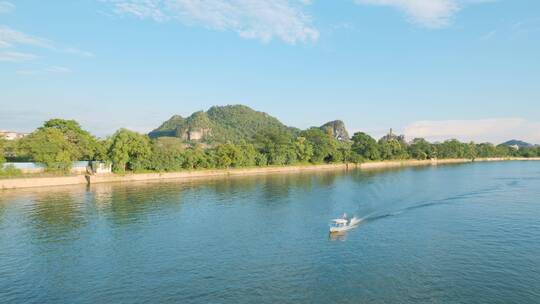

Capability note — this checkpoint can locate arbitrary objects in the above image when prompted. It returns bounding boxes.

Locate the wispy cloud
[0,51,37,62]
[354,0,493,28]
[64,47,95,58]
[0,26,52,49]
[404,118,540,144]
[17,65,72,75]
[480,29,496,40]
[0,1,14,14]
[0,25,93,75]
[107,0,319,44]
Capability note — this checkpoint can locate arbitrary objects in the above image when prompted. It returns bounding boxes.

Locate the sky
[1,0,539,143]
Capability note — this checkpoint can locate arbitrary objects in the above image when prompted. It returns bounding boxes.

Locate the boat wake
[358,184,506,224]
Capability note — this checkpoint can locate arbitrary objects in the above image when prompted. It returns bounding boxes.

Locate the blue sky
[1,0,539,143]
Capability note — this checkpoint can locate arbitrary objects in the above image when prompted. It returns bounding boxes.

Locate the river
[1,161,539,303]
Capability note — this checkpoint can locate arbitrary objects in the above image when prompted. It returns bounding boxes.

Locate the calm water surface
[1,161,540,303]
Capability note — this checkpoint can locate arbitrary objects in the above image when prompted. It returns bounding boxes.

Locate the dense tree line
[351,132,539,161]
[3,119,539,174]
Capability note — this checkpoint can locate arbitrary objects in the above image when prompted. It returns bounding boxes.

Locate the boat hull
[329,217,362,233]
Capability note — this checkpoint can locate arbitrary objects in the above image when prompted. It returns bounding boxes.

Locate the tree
[148,138,185,172]
[351,132,380,160]
[408,138,433,160]
[18,128,78,172]
[214,143,243,168]
[476,143,498,158]
[379,139,407,160]
[108,129,152,173]
[517,146,538,158]
[496,144,517,157]
[435,139,466,159]
[253,128,295,165]
[42,119,104,160]
[465,142,477,159]
[238,142,258,167]
[301,127,338,163]
[294,137,314,163]
[0,139,5,165]
[335,141,353,163]
[254,153,268,166]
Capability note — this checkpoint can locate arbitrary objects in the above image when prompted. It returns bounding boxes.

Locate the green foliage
[434,139,466,159]
[42,119,104,160]
[149,115,186,137]
[408,138,433,160]
[0,164,23,178]
[255,153,268,166]
[182,147,210,169]
[300,128,338,163]
[18,128,78,172]
[148,137,185,172]
[516,146,538,158]
[254,128,296,165]
[0,139,5,165]
[337,141,353,163]
[475,143,498,158]
[108,129,152,173]
[294,137,314,163]
[238,142,258,167]
[352,132,380,160]
[379,139,408,160]
[149,105,293,144]
[9,113,540,176]
[465,142,478,159]
[15,119,105,172]
[214,143,242,168]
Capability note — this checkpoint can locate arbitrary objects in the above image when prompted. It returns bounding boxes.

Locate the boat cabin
[330,219,348,228]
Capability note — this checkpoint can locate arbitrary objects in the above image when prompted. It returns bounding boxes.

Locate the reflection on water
[329,231,348,241]
[30,191,84,240]
[1,162,540,304]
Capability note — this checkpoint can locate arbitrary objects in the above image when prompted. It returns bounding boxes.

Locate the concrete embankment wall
[2,158,540,190]
[89,163,356,185]
[0,175,89,190]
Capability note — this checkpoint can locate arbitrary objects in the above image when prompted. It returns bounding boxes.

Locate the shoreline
[2,157,540,190]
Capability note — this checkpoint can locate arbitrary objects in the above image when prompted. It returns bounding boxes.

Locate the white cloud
[17,65,72,75]
[0,26,52,49]
[0,51,37,62]
[108,0,319,43]
[354,0,492,28]
[0,1,14,14]
[46,66,72,73]
[404,118,540,144]
[115,0,168,21]
[0,26,93,75]
[64,47,95,58]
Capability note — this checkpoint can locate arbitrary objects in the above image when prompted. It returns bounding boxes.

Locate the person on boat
[342,213,350,224]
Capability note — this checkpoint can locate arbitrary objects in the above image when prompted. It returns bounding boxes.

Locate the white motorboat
[329,217,362,233]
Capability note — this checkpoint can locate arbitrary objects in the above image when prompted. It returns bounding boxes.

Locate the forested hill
[149,105,298,143]
[501,140,534,148]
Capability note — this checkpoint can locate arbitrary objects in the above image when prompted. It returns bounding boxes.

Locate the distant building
[0,130,29,141]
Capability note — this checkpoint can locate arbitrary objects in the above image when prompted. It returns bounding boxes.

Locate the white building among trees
[0,130,28,141]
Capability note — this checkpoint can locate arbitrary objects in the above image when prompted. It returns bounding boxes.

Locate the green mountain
[501,140,534,148]
[149,105,293,143]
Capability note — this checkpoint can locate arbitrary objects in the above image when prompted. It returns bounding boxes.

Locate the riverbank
[2,157,539,190]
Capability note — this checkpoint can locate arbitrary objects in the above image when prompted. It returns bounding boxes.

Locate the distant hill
[149,105,293,143]
[320,120,350,141]
[501,140,534,148]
